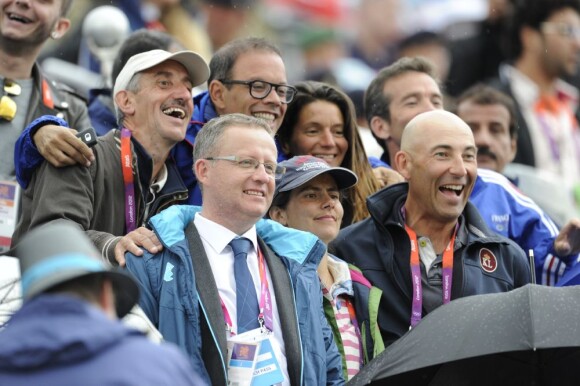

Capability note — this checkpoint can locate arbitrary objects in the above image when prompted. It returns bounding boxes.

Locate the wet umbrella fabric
[350,284,580,386]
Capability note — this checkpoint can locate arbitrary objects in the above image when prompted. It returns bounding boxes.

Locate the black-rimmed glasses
[219,79,297,104]
[205,156,286,177]
[0,79,20,121]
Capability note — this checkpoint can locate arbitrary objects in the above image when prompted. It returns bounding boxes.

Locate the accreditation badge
[227,327,285,386]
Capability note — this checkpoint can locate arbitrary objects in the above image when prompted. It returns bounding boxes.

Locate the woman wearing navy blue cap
[268,155,384,381]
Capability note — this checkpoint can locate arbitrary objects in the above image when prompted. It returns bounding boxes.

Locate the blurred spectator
[491,0,580,187]
[200,0,259,51]
[331,110,531,347]
[445,0,512,96]
[398,31,451,84]
[365,56,579,286]
[396,30,455,109]
[456,83,518,173]
[348,0,404,71]
[12,49,209,266]
[0,223,202,385]
[299,26,347,80]
[0,0,91,181]
[276,81,385,225]
[457,83,580,263]
[41,0,212,74]
[268,155,384,380]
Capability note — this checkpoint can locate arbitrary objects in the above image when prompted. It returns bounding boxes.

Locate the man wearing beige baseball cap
[12,49,209,266]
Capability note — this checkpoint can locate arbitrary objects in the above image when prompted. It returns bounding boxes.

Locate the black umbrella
[350,284,580,386]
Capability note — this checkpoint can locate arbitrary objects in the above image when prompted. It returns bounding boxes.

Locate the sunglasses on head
[0,79,21,121]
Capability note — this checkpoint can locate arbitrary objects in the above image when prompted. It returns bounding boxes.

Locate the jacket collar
[366,181,501,242]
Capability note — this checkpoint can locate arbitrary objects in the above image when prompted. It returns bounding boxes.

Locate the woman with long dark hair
[277,81,383,225]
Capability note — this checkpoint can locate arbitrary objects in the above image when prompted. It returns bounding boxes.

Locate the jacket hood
[0,295,139,371]
[150,205,323,265]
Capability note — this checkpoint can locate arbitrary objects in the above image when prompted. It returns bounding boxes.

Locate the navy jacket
[330,183,532,346]
[0,295,203,385]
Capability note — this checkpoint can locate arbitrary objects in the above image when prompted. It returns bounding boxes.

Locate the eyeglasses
[541,22,580,39]
[0,79,21,121]
[219,79,297,104]
[205,156,286,177]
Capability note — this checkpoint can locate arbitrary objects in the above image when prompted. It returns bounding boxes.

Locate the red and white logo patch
[479,248,497,273]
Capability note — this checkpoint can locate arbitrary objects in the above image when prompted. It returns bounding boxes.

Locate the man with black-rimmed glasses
[184,36,296,204]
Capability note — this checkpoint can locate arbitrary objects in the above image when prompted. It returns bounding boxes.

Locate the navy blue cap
[274,155,358,199]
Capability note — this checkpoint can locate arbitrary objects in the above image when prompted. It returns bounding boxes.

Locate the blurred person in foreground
[365,56,579,285]
[0,223,202,385]
[331,110,531,346]
[268,155,384,381]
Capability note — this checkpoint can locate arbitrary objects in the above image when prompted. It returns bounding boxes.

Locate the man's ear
[394,151,411,179]
[114,90,135,117]
[209,80,227,113]
[52,17,71,39]
[268,206,288,226]
[508,137,518,164]
[370,116,392,141]
[521,25,541,54]
[281,140,291,155]
[99,279,118,320]
[194,159,210,185]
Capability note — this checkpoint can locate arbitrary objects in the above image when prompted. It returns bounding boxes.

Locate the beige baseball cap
[113,49,209,96]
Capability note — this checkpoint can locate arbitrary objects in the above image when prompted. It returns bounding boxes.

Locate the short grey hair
[193,113,273,163]
[115,73,143,127]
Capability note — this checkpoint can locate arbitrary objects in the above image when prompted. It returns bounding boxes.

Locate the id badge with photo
[227,328,285,386]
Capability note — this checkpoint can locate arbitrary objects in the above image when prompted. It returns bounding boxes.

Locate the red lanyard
[405,224,456,328]
[120,128,136,233]
[41,79,54,109]
[220,246,273,335]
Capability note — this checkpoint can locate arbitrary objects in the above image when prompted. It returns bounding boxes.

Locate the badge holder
[0,181,21,252]
[227,326,285,386]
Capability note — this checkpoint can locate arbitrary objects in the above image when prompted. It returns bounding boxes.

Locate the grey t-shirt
[0,77,34,180]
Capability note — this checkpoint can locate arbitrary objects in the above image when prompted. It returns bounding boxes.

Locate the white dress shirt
[194,213,290,385]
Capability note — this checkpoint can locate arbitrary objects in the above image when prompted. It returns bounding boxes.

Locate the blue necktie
[229,237,260,333]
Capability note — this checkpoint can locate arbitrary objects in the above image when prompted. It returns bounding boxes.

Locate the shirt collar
[150,164,168,194]
[194,213,258,255]
[324,254,354,300]
[502,64,579,110]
